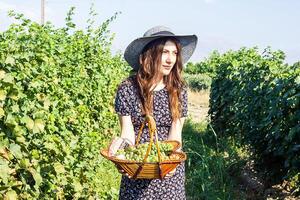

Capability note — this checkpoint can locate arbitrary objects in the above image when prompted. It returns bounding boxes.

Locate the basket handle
[135,115,162,163]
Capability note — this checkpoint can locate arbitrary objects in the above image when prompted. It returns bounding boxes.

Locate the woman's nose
[166,55,171,63]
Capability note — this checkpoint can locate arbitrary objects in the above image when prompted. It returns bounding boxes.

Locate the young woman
[109,26,197,199]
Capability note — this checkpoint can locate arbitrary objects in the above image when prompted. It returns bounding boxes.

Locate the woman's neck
[152,77,165,91]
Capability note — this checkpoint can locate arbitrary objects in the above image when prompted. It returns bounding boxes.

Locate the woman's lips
[163,65,172,69]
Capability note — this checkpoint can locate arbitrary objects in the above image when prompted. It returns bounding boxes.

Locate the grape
[115,141,176,162]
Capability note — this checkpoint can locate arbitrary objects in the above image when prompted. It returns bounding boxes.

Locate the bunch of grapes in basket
[115,142,174,162]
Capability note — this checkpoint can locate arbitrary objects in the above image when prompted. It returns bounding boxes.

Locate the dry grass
[187,89,210,122]
[188,89,210,107]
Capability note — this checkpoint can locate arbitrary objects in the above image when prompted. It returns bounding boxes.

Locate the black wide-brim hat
[124,26,198,70]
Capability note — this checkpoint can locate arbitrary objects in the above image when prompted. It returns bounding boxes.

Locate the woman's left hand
[115,165,132,178]
[165,168,176,178]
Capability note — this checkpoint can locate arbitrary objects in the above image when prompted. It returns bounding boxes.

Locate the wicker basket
[100,115,187,179]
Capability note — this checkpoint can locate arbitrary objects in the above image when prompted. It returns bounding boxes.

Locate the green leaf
[28,167,43,187]
[22,116,34,130]
[5,56,15,65]
[19,158,30,169]
[5,113,18,127]
[31,149,40,159]
[2,73,14,83]
[33,119,45,133]
[11,105,19,113]
[29,81,41,88]
[73,179,83,192]
[22,116,45,133]
[0,160,10,184]
[0,70,6,79]
[16,136,26,144]
[0,107,5,118]
[4,190,18,200]
[13,125,24,138]
[9,143,22,159]
[44,98,51,110]
[8,90,20,101]
[295,75,300,84]
[0,90,7,101]
[54,162,65,174]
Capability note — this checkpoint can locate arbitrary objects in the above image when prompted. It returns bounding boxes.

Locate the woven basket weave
[100,115,187,179]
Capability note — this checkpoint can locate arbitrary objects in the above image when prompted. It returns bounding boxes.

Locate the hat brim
[124,34,198,70]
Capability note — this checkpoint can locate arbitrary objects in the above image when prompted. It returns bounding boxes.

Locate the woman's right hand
[108,137,134,178]
[108,137,134,156]
[108,137,124,156]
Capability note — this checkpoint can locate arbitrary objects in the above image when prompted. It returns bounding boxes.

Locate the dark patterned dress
[114,76,188,200]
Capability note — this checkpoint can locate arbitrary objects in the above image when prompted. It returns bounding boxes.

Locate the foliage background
[208,47,300,193]
[0,8,130,199]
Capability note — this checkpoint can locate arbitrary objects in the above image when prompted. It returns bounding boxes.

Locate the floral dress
[114,76,188,200]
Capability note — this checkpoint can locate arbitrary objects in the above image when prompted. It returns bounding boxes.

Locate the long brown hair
[136,37,185,120]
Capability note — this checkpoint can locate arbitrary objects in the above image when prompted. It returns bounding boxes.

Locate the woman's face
[159,40,178,77]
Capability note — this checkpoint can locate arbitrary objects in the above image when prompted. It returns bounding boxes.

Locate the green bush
[184,51,220,76]
[208,47,300,192]
[184,73,212,91]
[0,8,129,199]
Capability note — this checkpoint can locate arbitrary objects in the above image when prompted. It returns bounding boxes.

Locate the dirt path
[187,90,210,122]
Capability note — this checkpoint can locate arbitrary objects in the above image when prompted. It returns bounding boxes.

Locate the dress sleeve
[114,82,132,116]
[181,86,188,118]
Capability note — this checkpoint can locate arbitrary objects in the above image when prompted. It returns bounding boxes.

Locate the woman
[109,26,197,199]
